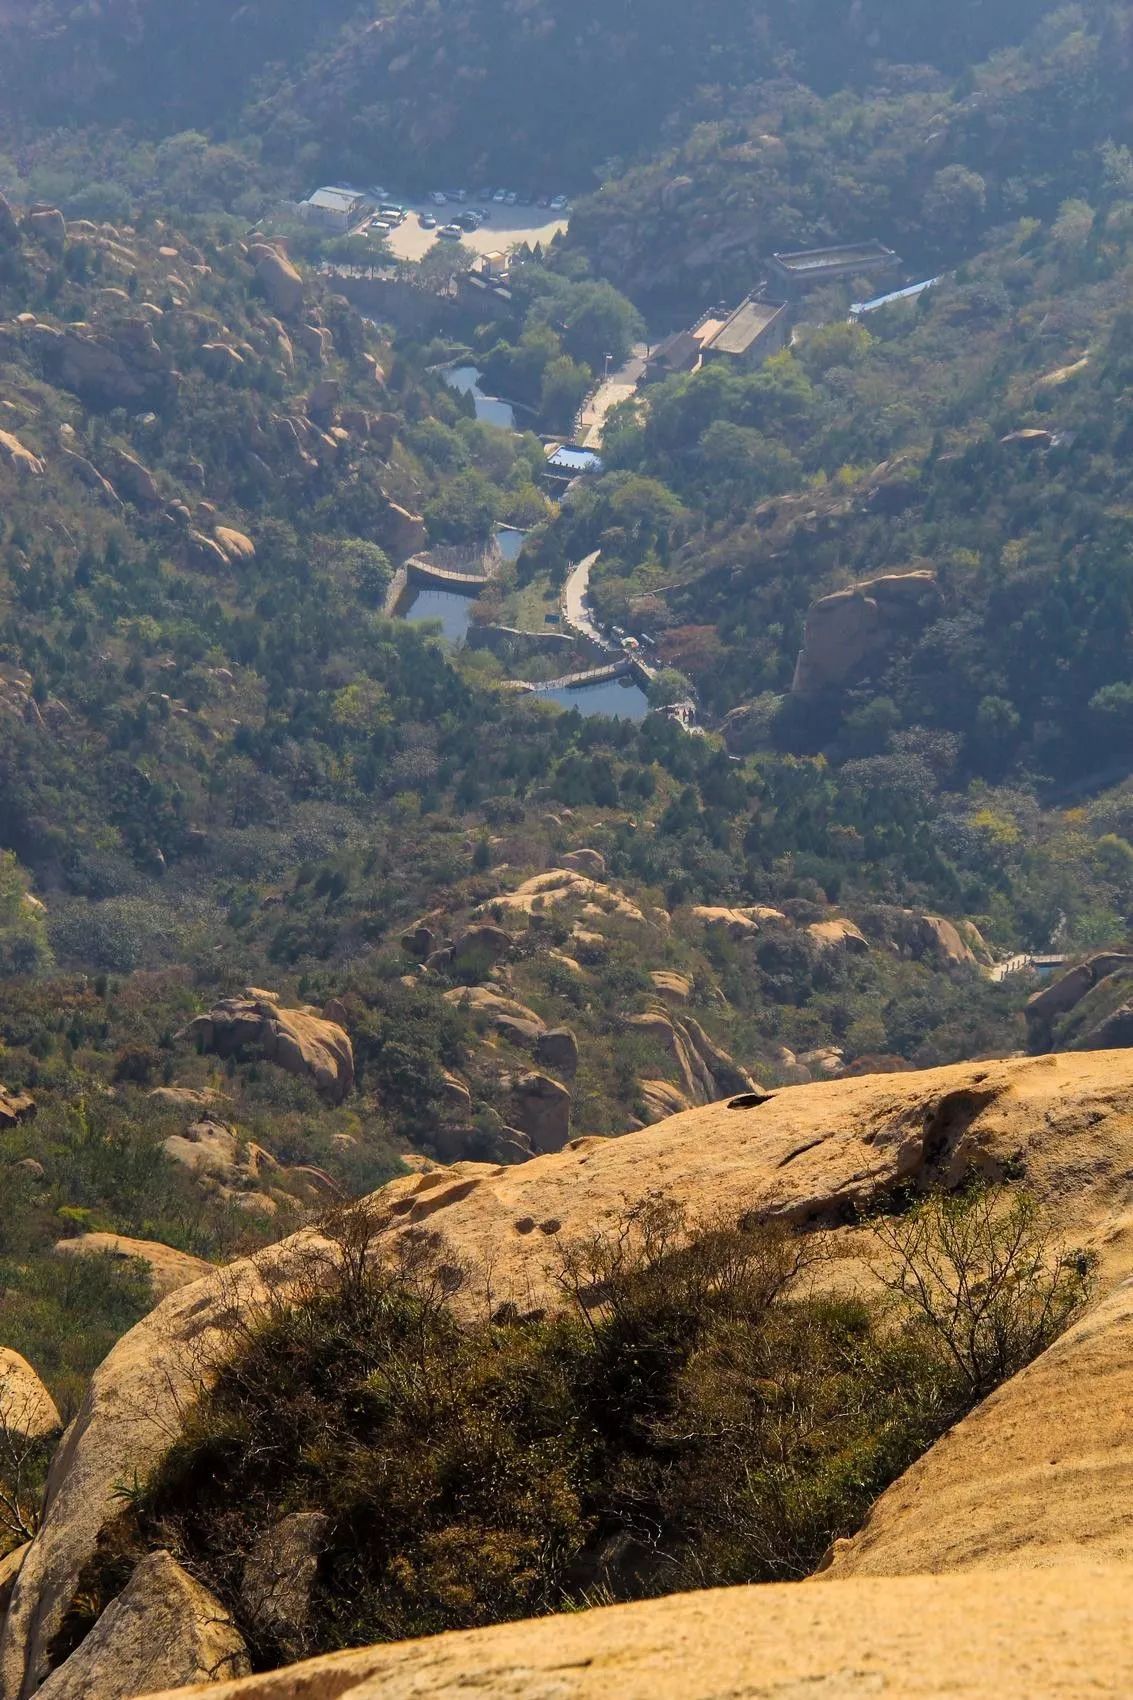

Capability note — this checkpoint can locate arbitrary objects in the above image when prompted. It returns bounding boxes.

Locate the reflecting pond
[495,525,527,563]
[542,676,650,721]
[443,366,516,430]
[400,586,476,643]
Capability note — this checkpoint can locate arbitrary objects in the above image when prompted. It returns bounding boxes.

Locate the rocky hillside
[2,1049,1132,1697]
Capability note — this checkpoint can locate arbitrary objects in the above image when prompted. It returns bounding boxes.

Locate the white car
[550,194,568,211]
[419,212,437,229]
[492,189,507,203]
[505,190,518,205]
[429,191,447,205]
[438,223,464,240]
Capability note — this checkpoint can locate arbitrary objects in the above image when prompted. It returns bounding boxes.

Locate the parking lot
[370,196,570,263]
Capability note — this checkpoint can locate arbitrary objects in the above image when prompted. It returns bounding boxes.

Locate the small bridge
[407,558,490,591]
[530,660,632,693]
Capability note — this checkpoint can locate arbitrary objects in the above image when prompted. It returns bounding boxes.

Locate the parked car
[368,186,390,201]
[379,203,406,222]
[492,189,507,203]
[505,190,518,205]
[438,223,464,240]
[550,194,568,211]
[429,191,447,205]
[456,212,481,231]
[419,212,438,229]
[537,195,551,208]
[477,186,494,201]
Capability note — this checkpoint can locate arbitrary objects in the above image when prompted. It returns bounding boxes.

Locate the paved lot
[377,199,569,264]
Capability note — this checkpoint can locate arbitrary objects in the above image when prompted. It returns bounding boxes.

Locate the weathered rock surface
[0,1544,28,1618]
[807,917,869,954]
[241,1512,330,1659]
[52,1232,212,1300]
[214,526,256,564]
[36,1550,248,1699]
[822,1275,1133,1579]
[0,1086,35,1128]
[791,569,939,695]
[22,207,65,256]
[0,431,44,476]
[443,985,546,1046]
[559,848,607,878]
[250,245,304,318]
[11,1052,1133,1700]
[503,1071,572,1154]
[135,1564,1133,1700]
[179,993,354,1103]
[1025,953,1133,1049]
[0,1349,60,1439]
[382,499,428,561]
[102,445,160,507]
[534,1027,579,1077]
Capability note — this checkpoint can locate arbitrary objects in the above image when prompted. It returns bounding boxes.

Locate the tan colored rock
[807,917,869,954]
[559,848,606,879]
[1001,427,1055,450]
[187,529,229,570]
[0,1544,28,1618]
[0,1349,60,1440]
[199,341,245,375]
[1025,953,1133,1047]
[36,1550,247,1699]
[58,446,122,506]
[382,499,428,561]
[791,570,939,695]
[134,1564,1133,1700]
[650,970,692,1005]
[214,526,256,564]
[441,1072,473,1115]
[451,923,512,968]
[52,1233,212,1300]
[0,431,44,476]
[443,985,545,1045]
[102,445,159,507]
[907,914,977,966]
[486,869,646,924]
[0,1086,35,1129]
[688,905,783,939]
[23,207,65,256]
[251,245,304,318]
[12,1052,1133,1700]
[503,1071,571,1154]
[534,1027,579,1077]
[638,1079,692,1123]
[179,994,354,1103]
[146,1086,230,1113]
[823,1276,1133,1579]
[294,321,333,364]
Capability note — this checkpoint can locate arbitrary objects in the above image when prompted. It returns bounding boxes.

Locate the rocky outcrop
[559,848,606,878]
[807,917,869,954]
[35,1550,248,1699]
[0,1349,61,1440]
[381,499,428,561]
[241,1512,329,1660]
[1025,953,1133,1050]
[31,320,173,411]
[22,206,65,257]
[791,569,939,695]
[485,869,647,925]
[443,985,546,1046]
[688,905,785,939]
[52,1233,212,1300]
[650,970,692,1005]
[58,446,122,507]
[11,1053,1133,1700]
[535,1027,579,1077]
[102,446,160,508]
[250,245,305,318]
[214,526,256,564]
[0,431,44,476]
[0,1086,35,1129]
[135,1566,1133,1700]
[503,1071,572,1154]
[179,992,354,1103]
[625,1009,758,1109]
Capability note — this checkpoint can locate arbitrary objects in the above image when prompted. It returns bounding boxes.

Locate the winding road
[561,551,615,650]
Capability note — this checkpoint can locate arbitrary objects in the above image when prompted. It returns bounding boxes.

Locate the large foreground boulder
[36,1550,248,1698]
[179,992,354,1103]
[136,1564,1133,1700]
[9,1051,1133,1699]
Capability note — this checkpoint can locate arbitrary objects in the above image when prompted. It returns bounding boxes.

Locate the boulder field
[5,1050,1133,1698]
